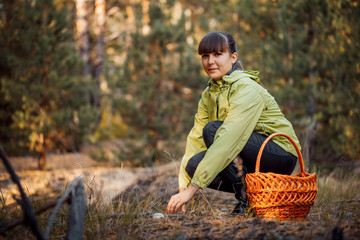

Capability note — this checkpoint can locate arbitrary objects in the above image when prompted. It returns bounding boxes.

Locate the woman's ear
[231,52,238,64]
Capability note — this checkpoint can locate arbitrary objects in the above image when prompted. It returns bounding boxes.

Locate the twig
[0,196,70,235]
[198,191,216,215]
[1,176,85,238]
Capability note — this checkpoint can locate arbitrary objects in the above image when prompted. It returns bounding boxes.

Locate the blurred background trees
[0,0,99,168]
[0,0,359,168]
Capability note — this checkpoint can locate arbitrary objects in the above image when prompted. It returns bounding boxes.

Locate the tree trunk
[92,0,105,108]
[146,42,163,163]
[94,0,105,83]
[38,133,46,170]
[4,1,14,30]
[89,0,106,131]
[303,11,317,171]
[76,0,91,78]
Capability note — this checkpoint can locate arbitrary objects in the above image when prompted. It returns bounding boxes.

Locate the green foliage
[208,0,360,161]
[1,0,359,164]
[105,0,204,164]
[0,0,98,155]
[101,0,360,164]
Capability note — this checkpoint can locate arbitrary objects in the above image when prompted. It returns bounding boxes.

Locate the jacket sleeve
[178,92,209,189]
[191,82,265,189]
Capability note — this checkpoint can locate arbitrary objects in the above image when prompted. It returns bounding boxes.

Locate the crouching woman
[166,31,300,214]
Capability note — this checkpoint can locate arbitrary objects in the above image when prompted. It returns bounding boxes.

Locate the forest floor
[0,149,359,239]
[110,163,360,240]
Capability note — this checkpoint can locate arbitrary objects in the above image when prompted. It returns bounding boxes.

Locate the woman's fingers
[170,199,181,213]
[166,194,184,214]
[174,199,183,213]
[166,185,198,214]
[181,204,186,213]
[166,195,176,214]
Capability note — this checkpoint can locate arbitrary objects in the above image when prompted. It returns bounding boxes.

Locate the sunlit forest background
[1,0,359,169]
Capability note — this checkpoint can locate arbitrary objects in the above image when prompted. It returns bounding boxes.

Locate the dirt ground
[0,153,151,206]
[114,166,360,240]
[1,152,359,239]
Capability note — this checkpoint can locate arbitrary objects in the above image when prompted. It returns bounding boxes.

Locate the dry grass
[1,165,359,239]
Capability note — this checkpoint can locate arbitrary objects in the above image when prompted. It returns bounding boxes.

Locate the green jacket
[179,70,301,189]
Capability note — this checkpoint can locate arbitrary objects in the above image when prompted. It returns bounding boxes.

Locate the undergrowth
[0,166,359,239]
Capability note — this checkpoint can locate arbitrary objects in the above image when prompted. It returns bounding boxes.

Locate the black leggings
[185,121,297,193]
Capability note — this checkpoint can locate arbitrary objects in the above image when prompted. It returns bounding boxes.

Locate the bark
[93,0,105,82]
[76,0,91,77]
[303,11,317,171]
[66,181,86,240]
[38,148,46,170]
[0,1,14,78]
[92,0,106,108]
[146,42,164,163]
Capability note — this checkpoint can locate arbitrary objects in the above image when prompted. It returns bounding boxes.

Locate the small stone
[152,213,165,219]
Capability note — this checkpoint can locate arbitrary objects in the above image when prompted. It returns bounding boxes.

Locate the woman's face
[201,49,238,80]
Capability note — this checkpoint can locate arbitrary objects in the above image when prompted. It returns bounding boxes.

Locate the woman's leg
[202,121,245,192]
[202,120,223,148]
[240,132,297,174]
[185,121,297,213]
[188,121,248,213]
[202,120,297,175]
[185,121,246,193]
[185,151,247,213]
[185,151,235,193]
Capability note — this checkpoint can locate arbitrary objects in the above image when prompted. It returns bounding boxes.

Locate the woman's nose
[208,55,215,64]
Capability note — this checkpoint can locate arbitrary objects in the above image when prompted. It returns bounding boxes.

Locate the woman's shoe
[232,201,246,214]
[232,182,248,215]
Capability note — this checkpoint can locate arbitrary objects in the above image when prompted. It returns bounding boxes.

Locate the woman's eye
[215,52,222,56]
[202,54,209,58]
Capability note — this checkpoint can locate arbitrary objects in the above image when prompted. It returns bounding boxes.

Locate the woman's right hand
[166,185,199,214]
[178,188,186,213]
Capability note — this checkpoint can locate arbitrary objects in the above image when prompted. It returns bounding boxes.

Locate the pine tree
[0,0,98,167]
[103,0,204,165]
[190,0,360,162]
[230,0,360,162]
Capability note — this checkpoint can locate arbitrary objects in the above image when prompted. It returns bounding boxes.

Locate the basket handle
[255,133,305,174]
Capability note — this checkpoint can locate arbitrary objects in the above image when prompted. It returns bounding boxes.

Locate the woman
[166,31,300,214]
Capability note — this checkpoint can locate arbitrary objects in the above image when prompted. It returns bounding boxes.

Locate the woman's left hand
[166,184,200,214]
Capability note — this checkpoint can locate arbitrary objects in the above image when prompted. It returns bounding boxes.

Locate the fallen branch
[67,179,86,240]
[44,176,83,239]
[0,147,86,239]
[0,146,45,240]
[0,196,70,235]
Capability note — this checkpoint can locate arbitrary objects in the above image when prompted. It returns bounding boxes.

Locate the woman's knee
[203,121,223,148]
[185,151,206,178]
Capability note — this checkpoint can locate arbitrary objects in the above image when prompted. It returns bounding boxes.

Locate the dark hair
[198,31,244,70]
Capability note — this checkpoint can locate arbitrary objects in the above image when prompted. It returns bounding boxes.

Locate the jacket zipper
[216,97,219,119]
[216,85,227,119]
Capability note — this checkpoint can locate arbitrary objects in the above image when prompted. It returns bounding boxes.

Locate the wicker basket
[245,133,318,220]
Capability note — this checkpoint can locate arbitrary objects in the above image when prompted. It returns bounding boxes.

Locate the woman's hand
[178,188,187,213]
[166,184,200,214]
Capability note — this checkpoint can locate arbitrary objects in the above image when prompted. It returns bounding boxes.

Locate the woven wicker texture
[245,133,318,221]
